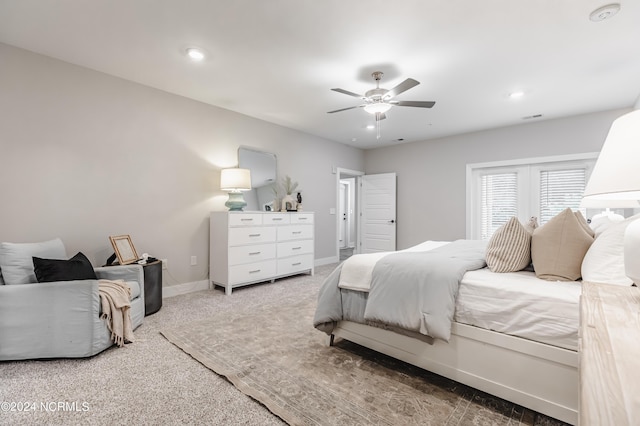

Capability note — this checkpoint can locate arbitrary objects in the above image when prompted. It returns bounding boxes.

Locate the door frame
[335,167,364,260]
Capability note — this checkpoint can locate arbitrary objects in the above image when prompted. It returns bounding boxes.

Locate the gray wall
[0,43,364,286]
[364,108,630,250]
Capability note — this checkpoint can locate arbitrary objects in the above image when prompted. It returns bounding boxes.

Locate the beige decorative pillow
[486,217,532,273]
[575,211,595,238]
[531,209,594,281]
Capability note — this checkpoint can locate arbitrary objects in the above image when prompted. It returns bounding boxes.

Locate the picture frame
[109,235,139,265]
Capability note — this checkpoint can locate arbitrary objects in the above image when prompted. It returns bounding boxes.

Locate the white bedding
[338,241,449,291]
[455,268,581,350]
[338,240,581,351]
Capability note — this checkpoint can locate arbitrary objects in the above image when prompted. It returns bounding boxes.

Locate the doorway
[335,168,397,262]
[339,178,356,260]
[336,168,363,262]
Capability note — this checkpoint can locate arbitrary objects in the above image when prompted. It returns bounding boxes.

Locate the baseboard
[315,256,339,266]
[163,279,209,298]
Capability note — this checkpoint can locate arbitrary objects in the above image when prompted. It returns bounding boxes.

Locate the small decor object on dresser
[280,175,299,212]
[296,192,303,211]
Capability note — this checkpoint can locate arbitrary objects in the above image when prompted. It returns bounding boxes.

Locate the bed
[313,240,582,425]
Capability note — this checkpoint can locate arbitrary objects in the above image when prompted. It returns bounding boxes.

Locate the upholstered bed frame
[330,319,578,425]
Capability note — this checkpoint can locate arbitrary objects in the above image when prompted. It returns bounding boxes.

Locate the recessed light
[509,91,525,99]
[366,124,375,130]
[590,3,621,22]
[185,47,205,61]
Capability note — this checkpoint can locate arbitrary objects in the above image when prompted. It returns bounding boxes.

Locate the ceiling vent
[523,114,543,120]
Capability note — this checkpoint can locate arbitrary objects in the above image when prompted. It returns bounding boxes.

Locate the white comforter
[338,241,450,292]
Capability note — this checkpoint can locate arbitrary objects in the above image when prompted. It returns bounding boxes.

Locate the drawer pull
[298,217,308,220]
[240,218,254,222]
[249,233,261,237]
[249,269,261,274]
[292,231,302,235]
[292,247,302,250]
[273,218,283,221]
[249,251,261,255]
[292,262,302,266]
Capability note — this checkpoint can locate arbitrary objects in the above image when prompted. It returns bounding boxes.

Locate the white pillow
[0,238,67,285]
[589,215,620,237]
[581,214,640,286]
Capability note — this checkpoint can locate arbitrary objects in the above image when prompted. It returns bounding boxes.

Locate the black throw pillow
[33,252,97,283]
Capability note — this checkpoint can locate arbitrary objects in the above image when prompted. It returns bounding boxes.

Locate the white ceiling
[1,1,639,149]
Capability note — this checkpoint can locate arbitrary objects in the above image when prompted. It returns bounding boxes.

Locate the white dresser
[209,211,314,295]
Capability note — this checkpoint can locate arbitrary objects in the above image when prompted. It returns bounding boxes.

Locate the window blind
[539,168,587,224]
[480,173,518,240]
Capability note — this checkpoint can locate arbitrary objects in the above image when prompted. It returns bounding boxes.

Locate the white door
[360,173,397,253]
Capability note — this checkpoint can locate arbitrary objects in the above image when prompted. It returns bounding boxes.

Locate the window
[480,172,518,240]
[467,154,597,239]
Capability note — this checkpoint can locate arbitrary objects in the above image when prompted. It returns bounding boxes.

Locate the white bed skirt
[331,320,578,425]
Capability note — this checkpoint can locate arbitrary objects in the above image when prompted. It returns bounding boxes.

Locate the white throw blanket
[98,279,134,347]
[338,241,450,292]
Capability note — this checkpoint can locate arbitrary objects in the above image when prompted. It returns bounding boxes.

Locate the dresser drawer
[277,254,313,276]
[229,226,276,245]
[277,240,313,257]
[229,260,277,285]
[263,214,290,225]
[229,213,263,226]
[229,243,276,265]
[277,225,313,241]
[290,213,314,224]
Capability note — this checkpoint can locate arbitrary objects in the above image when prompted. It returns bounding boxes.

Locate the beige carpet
[162,289,567,425]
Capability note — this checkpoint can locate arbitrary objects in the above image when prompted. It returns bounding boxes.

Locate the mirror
[238,147,277,211]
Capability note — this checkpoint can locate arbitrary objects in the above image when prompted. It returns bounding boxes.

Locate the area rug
[161,294,566,426]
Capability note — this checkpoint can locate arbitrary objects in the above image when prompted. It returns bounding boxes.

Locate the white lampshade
[582,109,640,284]
[582,110,640,202]
[220,168,251,192]
[364,102,392,114]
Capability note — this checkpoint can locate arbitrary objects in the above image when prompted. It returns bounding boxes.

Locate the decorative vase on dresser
[209,211,314,295]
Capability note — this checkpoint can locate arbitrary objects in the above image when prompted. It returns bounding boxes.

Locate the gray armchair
[0,239,144,361]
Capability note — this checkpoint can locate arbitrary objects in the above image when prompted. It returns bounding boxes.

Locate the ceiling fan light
[364,103,392,114]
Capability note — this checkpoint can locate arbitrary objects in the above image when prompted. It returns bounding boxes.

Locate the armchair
[0,239,145,361]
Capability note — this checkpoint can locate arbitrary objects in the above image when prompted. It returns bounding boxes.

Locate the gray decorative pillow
[486,217,533,273]
[0,238,67,284]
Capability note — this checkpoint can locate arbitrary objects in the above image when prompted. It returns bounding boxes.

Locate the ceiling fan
[327,71,436,123]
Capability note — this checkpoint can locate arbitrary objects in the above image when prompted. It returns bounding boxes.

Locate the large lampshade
[582,110,640,201]
[220,168,251,192]
[220,168,251,211]
[582,110,640,284]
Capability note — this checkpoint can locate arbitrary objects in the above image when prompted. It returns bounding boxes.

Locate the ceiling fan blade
[327,105,363,114]
[385,78,419,99]
[331,88,365,98]
[393,100,436,108]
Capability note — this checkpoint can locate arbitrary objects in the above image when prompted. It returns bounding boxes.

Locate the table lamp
[220,168,251,211]
[582,109,640,284]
